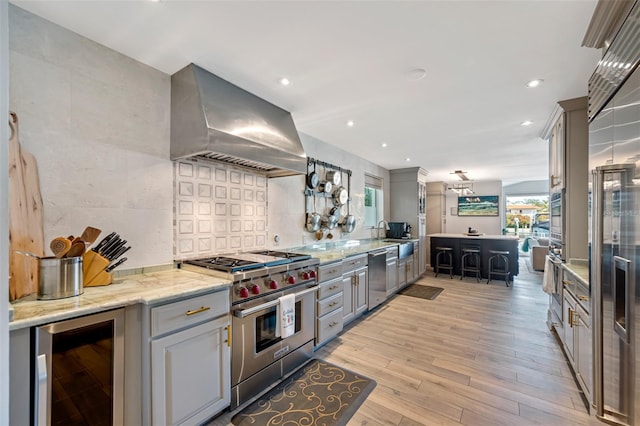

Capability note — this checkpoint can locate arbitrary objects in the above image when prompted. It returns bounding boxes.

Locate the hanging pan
[306,162,319,189]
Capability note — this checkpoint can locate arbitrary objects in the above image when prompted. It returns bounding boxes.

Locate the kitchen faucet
[377,220,388,239]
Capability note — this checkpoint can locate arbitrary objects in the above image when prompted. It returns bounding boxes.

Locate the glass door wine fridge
[34,309,125,426]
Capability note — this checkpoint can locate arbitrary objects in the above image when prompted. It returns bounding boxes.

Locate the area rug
[398,284,444,300]
[231,359,376,426]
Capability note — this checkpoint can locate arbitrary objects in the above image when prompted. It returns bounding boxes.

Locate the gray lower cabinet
[148,289,231,426]
[315,261,344,347]
[560,267,591,403]
[342,254,368,325]
[397,258,407,288]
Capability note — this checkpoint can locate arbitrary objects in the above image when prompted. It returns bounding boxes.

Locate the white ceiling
[11,0,603,185]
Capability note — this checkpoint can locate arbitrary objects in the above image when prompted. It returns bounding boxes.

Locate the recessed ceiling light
[381,143,388,148]
[406,68,427,81]
[521,120,533,126]
[346,120,355,127]
[279,77,290,86]
[526,79,543,88]
[405,157,411,162]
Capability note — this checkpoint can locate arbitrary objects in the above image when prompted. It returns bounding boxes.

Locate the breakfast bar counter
[428,233,519,281]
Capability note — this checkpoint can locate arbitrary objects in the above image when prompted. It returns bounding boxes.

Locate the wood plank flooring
[212,255,601,425]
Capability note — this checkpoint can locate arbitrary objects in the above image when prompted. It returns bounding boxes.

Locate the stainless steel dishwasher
[368,248,391,309]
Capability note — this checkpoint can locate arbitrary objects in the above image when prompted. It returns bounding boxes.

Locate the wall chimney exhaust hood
[170,63,307,177]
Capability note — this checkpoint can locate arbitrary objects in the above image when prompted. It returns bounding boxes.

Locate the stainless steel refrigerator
[590,53,640,425]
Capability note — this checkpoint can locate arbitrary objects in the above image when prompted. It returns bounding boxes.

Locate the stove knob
[250,284,261,295]
[268,279,278,290]
[287,275,296,285]
[309,270,316,278]
[300,271,310,280]
[238,287,249,298]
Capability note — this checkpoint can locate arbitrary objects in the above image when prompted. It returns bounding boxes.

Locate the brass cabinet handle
[186,306,211,316]
[329,321,338,327]
[329,301,338,307]
[329,285,338,290]
[568,307,573,328]
[578,295,589,302]
[562,280,573,285]
[225,325,231,347]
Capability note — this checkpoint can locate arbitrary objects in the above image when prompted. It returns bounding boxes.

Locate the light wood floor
[213,255,601,425]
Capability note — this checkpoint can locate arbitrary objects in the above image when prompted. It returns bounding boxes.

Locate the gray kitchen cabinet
[426,182,446,265]
[575,302,592,398]
[148,289,230,426]
[397,258,407,289]
[562,290,576,365]
[390,167,428,277]
[559,266,592,402]
[543,97,588,261]
[315,261,344,347]
[342,254,368,325]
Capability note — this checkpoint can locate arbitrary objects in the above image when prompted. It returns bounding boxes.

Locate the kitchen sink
[383,239,414,259]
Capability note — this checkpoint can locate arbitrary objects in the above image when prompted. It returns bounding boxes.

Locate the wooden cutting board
[8,111,44,301]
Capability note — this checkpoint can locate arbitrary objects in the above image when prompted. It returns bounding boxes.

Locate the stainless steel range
[181,250,319,410]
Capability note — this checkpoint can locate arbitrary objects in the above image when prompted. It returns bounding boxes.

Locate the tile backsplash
[174,159,268,259]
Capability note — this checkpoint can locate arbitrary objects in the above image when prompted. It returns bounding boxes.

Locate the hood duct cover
[171,63,307,177]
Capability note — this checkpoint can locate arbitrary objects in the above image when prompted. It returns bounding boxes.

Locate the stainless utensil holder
[38,256,84,300]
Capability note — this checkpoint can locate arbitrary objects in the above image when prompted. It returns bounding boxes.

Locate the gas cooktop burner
[184,252,294,273]
[248,250,311,262]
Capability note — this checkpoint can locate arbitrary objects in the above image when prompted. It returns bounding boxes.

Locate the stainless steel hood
[170,63,307,177]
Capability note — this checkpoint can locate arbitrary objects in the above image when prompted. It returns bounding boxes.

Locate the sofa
[529,237,549,271]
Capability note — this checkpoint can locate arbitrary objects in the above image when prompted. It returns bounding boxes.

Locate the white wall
[444,180,504,235]
[268,132,390,248]
[1,1,10,422]
[8,4,393,274]
[9,5,173,269]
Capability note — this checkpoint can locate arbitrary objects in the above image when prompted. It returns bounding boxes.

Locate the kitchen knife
[99,236,121,256]
[93,232,117,252]
[105,257,127,273]
[109,245,131,261]
[103,240,126,260]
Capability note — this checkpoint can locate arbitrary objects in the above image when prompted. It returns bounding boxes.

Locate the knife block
[83,251,113,287]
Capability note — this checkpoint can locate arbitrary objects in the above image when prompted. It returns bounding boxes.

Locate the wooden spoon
[50,237,72,258]
[80,226,101,246]
[65,241,86,258]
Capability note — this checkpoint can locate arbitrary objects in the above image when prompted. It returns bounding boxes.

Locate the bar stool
[487,250,510,286]
[434,246,454,278]
[460,247,481,282]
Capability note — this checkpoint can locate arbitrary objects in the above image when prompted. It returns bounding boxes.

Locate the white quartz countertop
[563,259,589,287]
[291,239,415,264]
[428,233,518,241]
[9,268,231,331]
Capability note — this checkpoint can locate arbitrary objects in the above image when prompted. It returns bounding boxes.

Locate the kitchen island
[428,233,519,281]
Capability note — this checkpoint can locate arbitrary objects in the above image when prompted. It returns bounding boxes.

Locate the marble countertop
[563,259,589,287]
[291,238,415,264]
[10,268,231,331]
[9,238,418,330]
[428,233,518,241]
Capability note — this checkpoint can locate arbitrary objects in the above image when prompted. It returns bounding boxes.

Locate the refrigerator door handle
[592,167,604,419]
[613,256,631,344]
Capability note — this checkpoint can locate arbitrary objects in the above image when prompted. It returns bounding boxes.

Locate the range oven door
[231,286,315,387]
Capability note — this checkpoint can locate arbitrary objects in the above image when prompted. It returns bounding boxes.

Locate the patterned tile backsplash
[174,159,268,259]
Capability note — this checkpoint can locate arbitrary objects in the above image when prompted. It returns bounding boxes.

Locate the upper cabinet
[543,97,589,260]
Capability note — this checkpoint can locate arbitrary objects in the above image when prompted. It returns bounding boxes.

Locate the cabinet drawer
[342,255,368,275]
[151,289,229,337]
[317,277,343,299]
[316,308,343,345]
[317,292,343,317]
[317,262,342,283]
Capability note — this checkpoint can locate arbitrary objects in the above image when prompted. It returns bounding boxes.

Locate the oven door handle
[233,286,317,318]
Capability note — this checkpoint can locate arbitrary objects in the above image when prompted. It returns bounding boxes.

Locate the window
[364,174,383,228]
